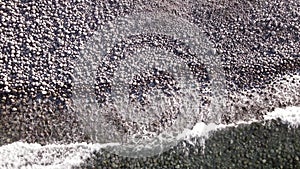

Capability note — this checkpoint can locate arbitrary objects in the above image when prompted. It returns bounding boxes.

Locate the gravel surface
[0,0,299,168]
[0,0,134,145]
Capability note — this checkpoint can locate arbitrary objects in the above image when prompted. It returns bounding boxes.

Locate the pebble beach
[0,0,299,168]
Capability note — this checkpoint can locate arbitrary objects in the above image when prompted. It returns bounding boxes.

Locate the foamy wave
[1,106,299,169]
[0,142,119,169]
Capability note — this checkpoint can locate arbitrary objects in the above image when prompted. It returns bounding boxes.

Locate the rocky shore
[0,0,299,168]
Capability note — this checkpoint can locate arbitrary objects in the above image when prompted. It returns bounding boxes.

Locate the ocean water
[0,106,299,169]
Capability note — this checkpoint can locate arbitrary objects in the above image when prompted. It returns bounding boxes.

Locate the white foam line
[264,106,300,127]
[0,142,119,169]
[1,106,300,169]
